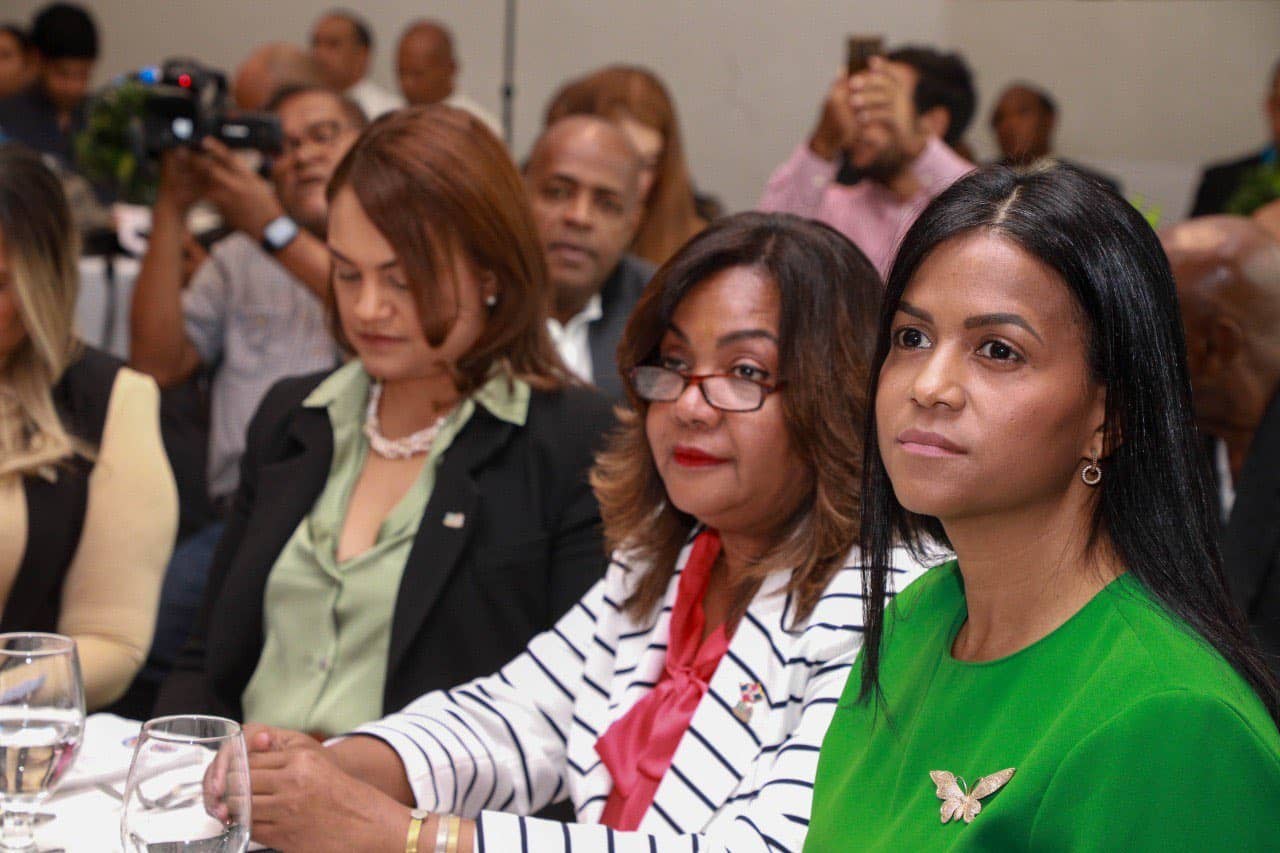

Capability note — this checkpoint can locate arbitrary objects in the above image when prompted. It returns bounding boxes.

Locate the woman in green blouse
[806,165,1280,851]
[157,105,615,735]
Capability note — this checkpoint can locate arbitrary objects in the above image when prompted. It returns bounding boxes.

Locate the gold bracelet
[445,815,462,853]
[406,809,429,853]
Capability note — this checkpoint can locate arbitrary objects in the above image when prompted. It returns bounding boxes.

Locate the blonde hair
[0,145,84,481]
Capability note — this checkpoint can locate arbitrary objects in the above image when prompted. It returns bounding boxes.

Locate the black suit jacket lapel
[219,406,333,691]
[385,410,516,684]
[1223,389,1280,614]
[588,263,632,402]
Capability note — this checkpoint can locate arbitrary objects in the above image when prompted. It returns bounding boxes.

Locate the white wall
[9,0,1279,220]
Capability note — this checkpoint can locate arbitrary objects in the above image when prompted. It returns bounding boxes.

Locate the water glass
[120,715,249,853]
[0,632,85,853]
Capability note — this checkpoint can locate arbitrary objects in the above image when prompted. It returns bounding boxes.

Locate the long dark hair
[858,164,1280,723]
[592,211,881,623]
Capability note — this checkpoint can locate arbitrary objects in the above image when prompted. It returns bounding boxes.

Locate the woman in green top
[806,165,1280,851]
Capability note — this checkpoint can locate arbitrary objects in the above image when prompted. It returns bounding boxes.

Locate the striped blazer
[356,540,924,850]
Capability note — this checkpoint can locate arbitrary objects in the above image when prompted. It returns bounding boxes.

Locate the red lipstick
[672,445,729,468]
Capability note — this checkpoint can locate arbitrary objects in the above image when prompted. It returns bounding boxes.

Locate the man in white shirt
[395,20,501,138]
[310,9,402,120]
[524,116,653,400]
[232,42,320,111]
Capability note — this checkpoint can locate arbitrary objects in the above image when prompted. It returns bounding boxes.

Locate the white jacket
[355,539,924,851]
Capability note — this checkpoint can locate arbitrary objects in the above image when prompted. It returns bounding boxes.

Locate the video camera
[133,58,282,156]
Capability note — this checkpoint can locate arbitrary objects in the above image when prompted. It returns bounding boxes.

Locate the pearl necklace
[362,381,452,460]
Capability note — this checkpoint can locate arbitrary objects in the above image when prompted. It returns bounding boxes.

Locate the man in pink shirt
[760,47,976,276]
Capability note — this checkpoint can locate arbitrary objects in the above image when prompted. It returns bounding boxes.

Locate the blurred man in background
[524,115,651,399]
[760,46,974,275]
[233,41,321,111]
[310,8,402,120]
[1191,58,1280,217]
[0,3,98,169]
[1163,215,1280,674]
[989,81,1120,193]
[396,19,500,136]
[0,24,31,100]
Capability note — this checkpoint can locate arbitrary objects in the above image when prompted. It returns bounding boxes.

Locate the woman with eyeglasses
[804,165,1280,851]
[218,211,928,852]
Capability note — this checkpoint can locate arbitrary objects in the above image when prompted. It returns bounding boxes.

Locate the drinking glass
[0,632,85,853]
[120,715,249,853]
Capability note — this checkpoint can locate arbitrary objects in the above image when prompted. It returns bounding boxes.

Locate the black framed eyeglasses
[628,365,782,413]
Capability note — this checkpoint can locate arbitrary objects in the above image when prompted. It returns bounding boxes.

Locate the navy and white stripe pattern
[355,542,926,851]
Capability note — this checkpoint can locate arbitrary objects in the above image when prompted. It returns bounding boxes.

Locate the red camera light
[178,73,192,88]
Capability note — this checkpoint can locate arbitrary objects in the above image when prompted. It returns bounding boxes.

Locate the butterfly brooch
[929,768,1016,824]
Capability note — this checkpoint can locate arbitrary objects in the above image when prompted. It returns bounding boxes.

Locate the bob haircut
[857,164,1280,722]
[591,211,882,623]
[0,144,83,481]
[545,65,703,267]
[326,105,570,394]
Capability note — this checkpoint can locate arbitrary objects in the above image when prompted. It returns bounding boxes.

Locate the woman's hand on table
[227,724,411,852]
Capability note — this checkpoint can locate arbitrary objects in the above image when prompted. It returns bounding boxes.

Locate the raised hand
[849,56,927,160]
[195,137,285,239]
[808,73,859,162]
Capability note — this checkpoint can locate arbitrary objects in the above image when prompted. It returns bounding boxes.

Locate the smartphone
[846,35,884,77]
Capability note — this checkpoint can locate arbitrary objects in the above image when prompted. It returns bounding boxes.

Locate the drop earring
[1081,457,1102,486]
[485,294,497,308]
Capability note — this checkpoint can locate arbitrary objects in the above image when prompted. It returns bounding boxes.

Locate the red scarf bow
[595,529,732,830]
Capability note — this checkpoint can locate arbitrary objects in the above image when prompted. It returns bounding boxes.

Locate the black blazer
[155,370,616,722]
[1190,149,1268,217]
[2,347,120,634]
[1221,389,1280,678]
[587,253,654,402]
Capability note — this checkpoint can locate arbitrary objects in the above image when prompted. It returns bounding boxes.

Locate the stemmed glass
[120,715,249,853]
[0,633,85,853]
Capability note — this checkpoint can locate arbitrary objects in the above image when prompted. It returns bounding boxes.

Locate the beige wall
[9,0,1279,219]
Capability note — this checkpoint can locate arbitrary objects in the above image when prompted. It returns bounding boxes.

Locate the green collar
[303,360,530,427]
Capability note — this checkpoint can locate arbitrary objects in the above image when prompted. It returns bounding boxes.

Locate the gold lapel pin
[442,512,466,529]
[929,768,1016,824]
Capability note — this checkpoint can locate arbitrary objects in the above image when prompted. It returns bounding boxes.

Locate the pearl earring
[485,294,497,307]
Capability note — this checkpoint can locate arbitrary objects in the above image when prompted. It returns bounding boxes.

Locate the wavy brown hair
[326,104,570,394]
[592,212,882,623]
[545,65,705,267]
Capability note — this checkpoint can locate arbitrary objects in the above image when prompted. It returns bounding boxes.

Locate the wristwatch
[260,215,300,254]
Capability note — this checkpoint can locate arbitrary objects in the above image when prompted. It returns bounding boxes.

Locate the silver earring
[1081,457,1102,486]
[485,294,497,307]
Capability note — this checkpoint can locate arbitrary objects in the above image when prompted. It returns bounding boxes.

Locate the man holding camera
[128,84,366,697]
[759,47,974,276]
